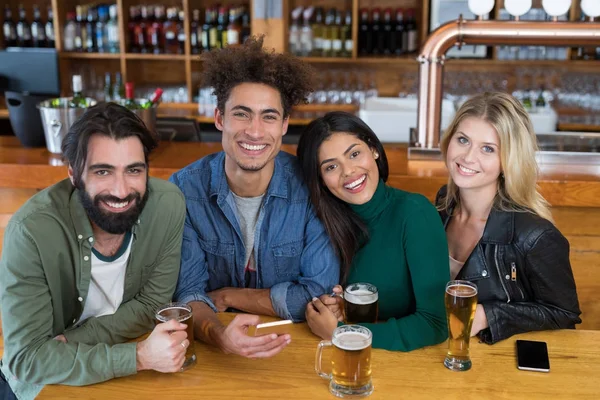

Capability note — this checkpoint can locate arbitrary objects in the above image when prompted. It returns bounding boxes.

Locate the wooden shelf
[125,53,187,61]
[299,56,418,64]
[59,52,121,60]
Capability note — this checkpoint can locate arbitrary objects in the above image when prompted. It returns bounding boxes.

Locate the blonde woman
[436,92,581,344]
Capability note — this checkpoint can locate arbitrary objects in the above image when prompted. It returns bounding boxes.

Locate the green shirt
[347,180,450,351]
[0,178,185,399]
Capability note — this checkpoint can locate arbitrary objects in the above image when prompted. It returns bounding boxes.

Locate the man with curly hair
[169,37,339,358]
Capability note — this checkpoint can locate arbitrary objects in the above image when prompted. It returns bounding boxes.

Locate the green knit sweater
[346,180,450,351]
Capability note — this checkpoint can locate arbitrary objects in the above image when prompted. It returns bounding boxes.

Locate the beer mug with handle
[444,280,478,371]
[315,325,373,397]
[344,283,379,324]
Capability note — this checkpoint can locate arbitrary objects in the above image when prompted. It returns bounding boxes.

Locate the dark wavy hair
[297,112,389,283]
[61,102,158,188]
[201,36,314,117]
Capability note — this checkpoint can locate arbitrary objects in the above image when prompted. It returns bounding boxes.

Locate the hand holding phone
[516,340,550,372]
[250,320,293,337]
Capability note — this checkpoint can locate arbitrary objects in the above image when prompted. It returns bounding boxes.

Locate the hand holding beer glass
[155,302,197,371]
[315,325,374,397]
[444,280,478,371]
[343,283,379,324]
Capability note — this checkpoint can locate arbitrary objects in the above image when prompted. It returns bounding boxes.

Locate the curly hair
[201,36,314,117]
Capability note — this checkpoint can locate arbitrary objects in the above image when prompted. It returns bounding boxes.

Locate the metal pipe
[415,17,600,150]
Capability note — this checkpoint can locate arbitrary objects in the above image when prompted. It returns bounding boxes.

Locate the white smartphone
[251,320,293,337]
[516,340,550,372]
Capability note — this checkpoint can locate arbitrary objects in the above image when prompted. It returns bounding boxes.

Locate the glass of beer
[315,325,373,398]
[155,302,197,371]
[444,280,478,371]
[344,283,379,324]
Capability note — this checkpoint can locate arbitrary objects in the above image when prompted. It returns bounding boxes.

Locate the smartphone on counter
[251,320,293,337]
[516,340,550,372]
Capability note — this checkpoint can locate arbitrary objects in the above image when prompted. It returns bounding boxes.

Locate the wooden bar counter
[1,136,600,207]
[0,313,598,399]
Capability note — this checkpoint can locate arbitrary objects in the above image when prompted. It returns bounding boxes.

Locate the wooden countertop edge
[1,163,599,207]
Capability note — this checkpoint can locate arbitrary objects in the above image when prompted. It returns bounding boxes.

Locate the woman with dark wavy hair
[297,111,450,351]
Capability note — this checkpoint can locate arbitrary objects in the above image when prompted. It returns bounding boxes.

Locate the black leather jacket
[436,187,582,344]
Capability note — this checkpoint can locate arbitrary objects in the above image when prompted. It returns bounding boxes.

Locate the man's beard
[78,182,149,234]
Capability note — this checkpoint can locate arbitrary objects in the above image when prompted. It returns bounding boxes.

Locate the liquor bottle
[113,72,125,100]
[191,9,202,54]
[63,12,76,51]
[289,7,301,56]
[370,9,382,55]
[341,10,352,58]
[163,8,179,54]
[392,9,405,56]
[227,8,241,47]
[136,6,148,53]
[177,9,185,54]
[201,8,212,52]
[381,9,392,56]
[331,10,343,57]
[321,8,335,57]
[405,9,418,53]
[128,6,139,52]
[3,5,18,48]
[217,6,228,48]
[31,5,46,47]
[86,6,97,52]
[106,5,119,53]
[16,4,32,47]
[96,6,108,52]
[358,8,370,55]
[69,75,88,108]
[124,82,138,110]
[141,88,164,109]
[311,7,324,57]
[45,6,55,48]
[241,8,250,44]
[103,72,112,102]
[535,88,546,109]
[75,5,85,52]
[299,7,314,57]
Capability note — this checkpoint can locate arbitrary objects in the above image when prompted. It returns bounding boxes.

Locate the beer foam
[446,284,477,298]
[333,332,372,351]
[156,306,192,323]
[344,289,378,305]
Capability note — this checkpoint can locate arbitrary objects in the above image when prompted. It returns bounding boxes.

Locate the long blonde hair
[439,92,553,223]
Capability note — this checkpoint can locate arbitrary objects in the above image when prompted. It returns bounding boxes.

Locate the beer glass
[155,302,197,371]
[444,280,478,371]
[315,325,373,398]
[344,283,379,324]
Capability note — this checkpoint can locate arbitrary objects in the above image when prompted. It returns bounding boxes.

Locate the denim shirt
[169,151,339,321]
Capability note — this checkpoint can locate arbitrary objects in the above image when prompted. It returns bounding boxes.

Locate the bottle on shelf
[128,6,139,52]
[381,8,393,56]
[216,6,228,49]
[85,6,96,52]
[227,8,241,47]
[201,8,213,52]
[45,6,55,48]
[149,6,164,54]
[106,5,120,53]
[392,9,405,57]
[358,8,371,56]
[405,9,418,54]
[104,72,112,102]
[331,10,343,58]
[69,75,88,108]
[341,10,352,58]
[3,5,17,48]
[124,82,138,110]
[16,4,32,48]
[96,6,108,52]
[299,7,314,57]
[75,5,85,52]
[31,5,46,48]
[311,7,324,57]
[289,7,302,56]
[163,8,179,54]
[177,9,185,54]
[370,9,382,56]
[191,9,202,54]
[136,6,148,53]
[113,72,125,101]
[141,88,164,109]
[241,8,250,44]
[321,8,335,57]
[63,12,77,51]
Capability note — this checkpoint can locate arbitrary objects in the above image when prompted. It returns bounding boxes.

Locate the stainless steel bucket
[37,97,98,154]
[114,99,157,135]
